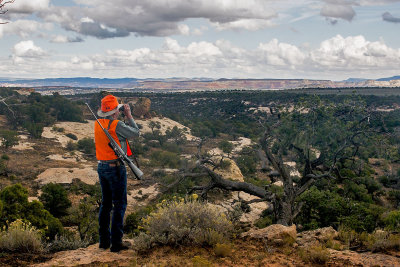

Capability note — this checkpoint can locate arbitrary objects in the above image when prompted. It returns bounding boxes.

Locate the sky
[0,0,399,81]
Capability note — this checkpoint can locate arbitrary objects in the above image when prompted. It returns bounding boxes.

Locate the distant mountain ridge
[1,76,400,91]
[0,77,139,88]
[377,75,400,81]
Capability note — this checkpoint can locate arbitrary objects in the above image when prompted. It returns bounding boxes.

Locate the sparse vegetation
[298,245,330,264]
[0,219,43,253]
[133,196,234,251]
[0,184,63,239]
[46,233,89,253]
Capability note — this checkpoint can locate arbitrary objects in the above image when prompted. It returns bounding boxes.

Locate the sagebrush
[0,219,43,253]
[133,195,233,251]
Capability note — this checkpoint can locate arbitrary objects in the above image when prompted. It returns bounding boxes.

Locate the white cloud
[178,24,190,36]
[192,26,208,36]
[13,40,46,57]
[50,35,84,43]
[212,19,275,31]
[258,39,306,66]
[2,35,400,80]
[0,20,52,38]
[8,0,50,14]
[310,35,400,68]
[12,40,47,64]
[36,0,277,38]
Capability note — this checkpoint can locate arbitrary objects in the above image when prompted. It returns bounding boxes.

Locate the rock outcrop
[128,97,152,118]
[241,224,297,246]
[32,241,135,267]
[296,227,338,247]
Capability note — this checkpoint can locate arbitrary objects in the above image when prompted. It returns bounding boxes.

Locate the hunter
[95,94,140,252]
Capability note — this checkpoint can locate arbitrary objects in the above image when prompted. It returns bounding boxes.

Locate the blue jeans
[97,162,127,246]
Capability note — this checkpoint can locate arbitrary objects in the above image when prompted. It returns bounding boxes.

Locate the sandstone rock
[213,158,244,182]
[329,249,400,267]
[241,224,297,246]
[33,241,135,266]
[296,227,338,247]
[128,97,151,118]
[36,167,98,185]
[137,117,197,141]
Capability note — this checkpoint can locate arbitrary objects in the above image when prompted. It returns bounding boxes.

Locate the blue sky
[0,0,399,80]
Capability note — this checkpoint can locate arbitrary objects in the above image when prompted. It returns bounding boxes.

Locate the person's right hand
[123,104,132,118]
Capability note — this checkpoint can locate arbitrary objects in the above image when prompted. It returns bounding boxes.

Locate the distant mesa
[1,75,400,93]
[377,75,400,81]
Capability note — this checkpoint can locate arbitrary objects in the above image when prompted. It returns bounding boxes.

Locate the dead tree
[173,100,375,226]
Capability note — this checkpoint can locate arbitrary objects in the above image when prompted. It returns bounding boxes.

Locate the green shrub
[0,219,43,253]
[388,190,400,208]
[133,196,233,251]
[254,216,273,229]
[66,141,77,151]
[77,138,95,155]
[297,187,384,232]
[124,207,153,236]
[65,197,99,243]
[1,154,9,161]
[0,130,19,149]
[65,133,78,140]
[236,154,258,176]
[39,183,72,218]
[0,184,63,240]
[218,140,233,154]
[52,126,65,133]
[150,150,180,168]
[382,210,400,232]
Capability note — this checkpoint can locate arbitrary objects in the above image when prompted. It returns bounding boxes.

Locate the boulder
[213,158,244,182]
[296,227,338,247]
[128,97,151,118]
[241,224,297,246]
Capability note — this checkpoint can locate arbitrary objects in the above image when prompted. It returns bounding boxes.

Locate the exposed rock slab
[32,242,135,267]
[137,117,197,141]
[127,184,160,208]
[36,167,98,185]
[241,224,297,246]
[42,121,95,147]
[328,249,400,267]
[297,227,338,247]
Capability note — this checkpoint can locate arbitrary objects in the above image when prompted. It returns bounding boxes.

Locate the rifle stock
[86,103,143,180]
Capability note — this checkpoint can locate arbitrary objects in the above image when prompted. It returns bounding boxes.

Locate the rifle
[86,103,143,180]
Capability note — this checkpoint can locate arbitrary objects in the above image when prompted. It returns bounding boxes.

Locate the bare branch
[160,172,207,193]
[197,162,269,199]
[0,97,16,119]
[0,0,15,23]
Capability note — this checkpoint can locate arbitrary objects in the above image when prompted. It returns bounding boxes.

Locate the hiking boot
[110,241,130,252]
[99,242,110,249]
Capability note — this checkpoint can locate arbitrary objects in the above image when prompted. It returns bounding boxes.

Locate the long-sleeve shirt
[115,117,140,154]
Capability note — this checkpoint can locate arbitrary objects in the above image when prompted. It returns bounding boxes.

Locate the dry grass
[0,220,43,253]
[298,245,330,264]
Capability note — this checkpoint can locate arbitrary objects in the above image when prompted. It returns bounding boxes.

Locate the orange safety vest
[94,119,133,161]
